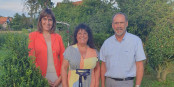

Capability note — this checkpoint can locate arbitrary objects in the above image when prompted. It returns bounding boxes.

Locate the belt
[109,77,134,81]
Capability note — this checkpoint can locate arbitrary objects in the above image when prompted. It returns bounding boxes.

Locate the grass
[141,73,174,87]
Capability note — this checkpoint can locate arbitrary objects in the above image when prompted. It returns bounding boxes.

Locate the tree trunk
[156,65,162,82]
[161,70,169,81]
[156,71,162,82]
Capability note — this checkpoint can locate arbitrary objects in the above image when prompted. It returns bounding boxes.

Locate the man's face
[112,14,128,37]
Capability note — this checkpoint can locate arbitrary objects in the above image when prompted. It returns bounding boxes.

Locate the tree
[10,13,32,30]
[144,0,174,81]
[115,0,171,42]
[146,12,174,81]
[53,0,118,48]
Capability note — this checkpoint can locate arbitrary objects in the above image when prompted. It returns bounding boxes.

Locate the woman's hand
[48,79,54,87]
[53,76,62,87]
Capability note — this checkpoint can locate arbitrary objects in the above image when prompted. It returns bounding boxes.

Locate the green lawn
[141,73,174,87]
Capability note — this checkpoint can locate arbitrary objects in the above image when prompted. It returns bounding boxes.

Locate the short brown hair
[37,8,56,33]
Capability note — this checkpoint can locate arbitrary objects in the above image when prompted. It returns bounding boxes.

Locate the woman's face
[76,29,88,45]
[41,16,53,32]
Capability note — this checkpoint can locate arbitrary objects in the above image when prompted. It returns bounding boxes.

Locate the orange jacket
[28,31,65,77]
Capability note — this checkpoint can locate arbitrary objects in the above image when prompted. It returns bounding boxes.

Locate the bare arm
[94,61,100,87]
[136,61,144,86]
[101,61,106,87]
[61,59,69,87]
[53,75,62,87]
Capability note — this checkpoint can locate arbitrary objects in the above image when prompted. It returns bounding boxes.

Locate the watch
[136,85,140,87]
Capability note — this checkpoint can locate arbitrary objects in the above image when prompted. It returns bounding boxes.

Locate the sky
[0,0,81,17]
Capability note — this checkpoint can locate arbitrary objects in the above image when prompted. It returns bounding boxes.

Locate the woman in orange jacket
[28,8,65,87]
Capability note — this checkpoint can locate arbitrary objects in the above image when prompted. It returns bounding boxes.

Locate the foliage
[10,13,33,30]
[141,73,174,87]
[0,33,8,48]
[93,33,110,50]
[53,0,118,48]
[146,12,174,81]
[116,0,173,42]
[54,0,117,32]
[0,33,49,87]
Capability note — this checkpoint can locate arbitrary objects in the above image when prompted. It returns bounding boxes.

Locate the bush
[93,33,110,50]
[0,33,49,87]
[0,33,8,48]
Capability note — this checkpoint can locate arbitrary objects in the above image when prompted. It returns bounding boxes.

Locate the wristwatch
[136,85,140,87]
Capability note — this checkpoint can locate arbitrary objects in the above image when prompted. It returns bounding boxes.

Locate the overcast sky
[0,0,81,17]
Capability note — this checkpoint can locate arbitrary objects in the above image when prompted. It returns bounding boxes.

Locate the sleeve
[63,46,71,61]
[58,35,65,71]
[28,32,38,67]
[135,38,146,61]
[100,42,106,62]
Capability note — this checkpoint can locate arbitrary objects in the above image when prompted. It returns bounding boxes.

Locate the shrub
[0,33,49,87]
[0,33,8,48]
[93,33,110,50]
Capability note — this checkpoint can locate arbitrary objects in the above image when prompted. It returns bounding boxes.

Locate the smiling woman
[28,8,65,87]
[61,23,100,87]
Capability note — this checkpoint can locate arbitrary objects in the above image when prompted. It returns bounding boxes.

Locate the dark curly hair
[73,23,95,49]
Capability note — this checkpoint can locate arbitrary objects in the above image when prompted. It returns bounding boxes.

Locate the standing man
[100,12,146,87]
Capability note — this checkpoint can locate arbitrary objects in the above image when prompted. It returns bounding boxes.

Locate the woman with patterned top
[61,23,100,87]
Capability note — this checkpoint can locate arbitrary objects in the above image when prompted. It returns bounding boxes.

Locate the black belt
[109,77,134,81]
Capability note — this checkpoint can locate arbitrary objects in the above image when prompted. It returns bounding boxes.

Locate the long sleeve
[28,32,38,67]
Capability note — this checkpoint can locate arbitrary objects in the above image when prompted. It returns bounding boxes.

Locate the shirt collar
[123,31,128,40]
[114,31,128,41]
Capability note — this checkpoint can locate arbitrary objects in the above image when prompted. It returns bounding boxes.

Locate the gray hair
[112,12,128,22]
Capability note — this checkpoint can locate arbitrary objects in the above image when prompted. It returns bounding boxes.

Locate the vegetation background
[0,0,174,87]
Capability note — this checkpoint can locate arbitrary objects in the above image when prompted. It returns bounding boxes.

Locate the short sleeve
[135,38,146,61]
[100,42,106,62]
[63,46,71,61]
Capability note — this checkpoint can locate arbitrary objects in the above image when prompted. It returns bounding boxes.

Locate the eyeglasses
[113,22,125,25]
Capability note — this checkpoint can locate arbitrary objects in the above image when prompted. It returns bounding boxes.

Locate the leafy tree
[81,0,117,34]
[145,1,174,81]
[146,12,174,81]
[10,13,33,30]
[10,13,22,30]
[53,0,118,48]
[115,0,171,42]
